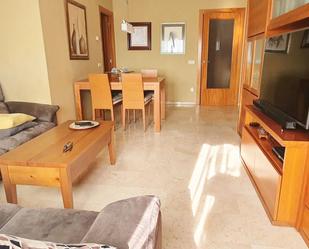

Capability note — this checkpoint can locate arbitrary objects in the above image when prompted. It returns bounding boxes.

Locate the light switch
[95,36,100,41]
[97,63,102,68]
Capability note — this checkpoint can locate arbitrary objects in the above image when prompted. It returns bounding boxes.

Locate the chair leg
[122,108,126,130]
[142,108,146,132]
[111,108,116,130]
[111,109,115,122]
[148,103,151,125]
[133,110,136,123]
[92,109,96,121]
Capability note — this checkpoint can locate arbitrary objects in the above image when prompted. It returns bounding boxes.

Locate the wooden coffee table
[0,121,115,208]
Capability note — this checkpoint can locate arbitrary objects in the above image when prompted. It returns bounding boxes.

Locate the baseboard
[166,101,196,107]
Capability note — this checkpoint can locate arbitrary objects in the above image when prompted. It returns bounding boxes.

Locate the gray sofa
[0,196,162,249]
[0,85,59,156]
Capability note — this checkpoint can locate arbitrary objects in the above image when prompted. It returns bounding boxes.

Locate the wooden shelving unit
[241,105,309,226]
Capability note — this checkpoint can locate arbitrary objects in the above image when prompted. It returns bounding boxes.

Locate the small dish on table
[69,120,100,130]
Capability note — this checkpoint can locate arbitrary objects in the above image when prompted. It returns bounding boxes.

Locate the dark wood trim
[99,5,113,16]
[99,5,116,71]
[65,0,89,60]
[127,22,152,50]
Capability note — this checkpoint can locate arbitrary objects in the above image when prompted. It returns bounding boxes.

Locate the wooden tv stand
[240,105,309,227]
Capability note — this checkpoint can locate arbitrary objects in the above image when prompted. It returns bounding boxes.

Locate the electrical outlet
[97,63,102,68]
[190,87,194,93]
[188,60,195,65]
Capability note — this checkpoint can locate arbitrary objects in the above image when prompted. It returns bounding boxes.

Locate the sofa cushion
[0,234,117,249]
[0,122,55,155]
[0,204,22,229]
[0,208,98,244]
[0,102,9,114]
[0,121,37,139]
[82,196,161,249]
[0,113,36,129]
[6,101,59,123]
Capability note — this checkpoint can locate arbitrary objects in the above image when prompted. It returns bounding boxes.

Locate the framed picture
[127,22,152,50]
[66,0,89,60]
[301,30,309,48]
[265,34,290,53]
[161,23,186,54]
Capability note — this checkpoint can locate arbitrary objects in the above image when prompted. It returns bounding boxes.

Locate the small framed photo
[265,34,290,53]
[127,22,152,50]
[161,23,186,54]
[66,0,89,60]
[301,30,309,48]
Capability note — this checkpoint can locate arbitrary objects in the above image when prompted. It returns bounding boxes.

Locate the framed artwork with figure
[66,0,89,60]
[161,23,186,54]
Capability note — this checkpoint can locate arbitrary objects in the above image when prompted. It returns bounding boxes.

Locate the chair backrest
[89,74,113,110]
[141,69,158,78]
[121,73,144,109]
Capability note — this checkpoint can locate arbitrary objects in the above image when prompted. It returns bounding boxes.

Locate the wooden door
[100,7,116,72]
[200,9,245,106]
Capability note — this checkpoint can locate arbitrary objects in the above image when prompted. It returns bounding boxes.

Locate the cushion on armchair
[0,114,36,129]
[0,234,117,249]
[82,196,161,249]
[0,121,37,139]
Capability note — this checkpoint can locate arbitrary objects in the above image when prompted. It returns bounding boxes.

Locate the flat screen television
[254,28,309,130]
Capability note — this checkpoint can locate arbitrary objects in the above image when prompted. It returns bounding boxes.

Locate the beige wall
[0,0,51,104]
[39,0,113,122]
[113,0,246,104]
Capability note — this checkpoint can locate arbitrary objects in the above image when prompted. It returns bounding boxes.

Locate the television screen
[260,28,309,129]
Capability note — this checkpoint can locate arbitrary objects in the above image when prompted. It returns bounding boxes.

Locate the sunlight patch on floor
[194,195,215,246]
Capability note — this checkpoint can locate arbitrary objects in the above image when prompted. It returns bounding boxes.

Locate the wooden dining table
[74,77,166,132]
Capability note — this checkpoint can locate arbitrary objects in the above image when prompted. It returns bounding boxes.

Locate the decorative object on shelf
[66,0,89,60]
[257,127,268,139]
[301,29,309,48]
[127,22,152,50]
[161,23,186,54]
[121,20,134,34]
[265,34,290,53]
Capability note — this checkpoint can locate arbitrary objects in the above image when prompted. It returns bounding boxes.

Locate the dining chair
[141,69,158,78]
[89,73,122,123]
[121,73,153,131]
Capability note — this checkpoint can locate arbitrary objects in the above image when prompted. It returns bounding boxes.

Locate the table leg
[108,129,116,165]
[74,85,83,120]
[1,166,17,204]
[59,168,73,209]
[160,83,166,120]
[154,85,161,132]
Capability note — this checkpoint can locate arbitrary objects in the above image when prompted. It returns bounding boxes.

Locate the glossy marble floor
[0,106,307,249]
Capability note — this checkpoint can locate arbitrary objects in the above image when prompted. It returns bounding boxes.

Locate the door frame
[197,8,246,105]
[99,6,117,72]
